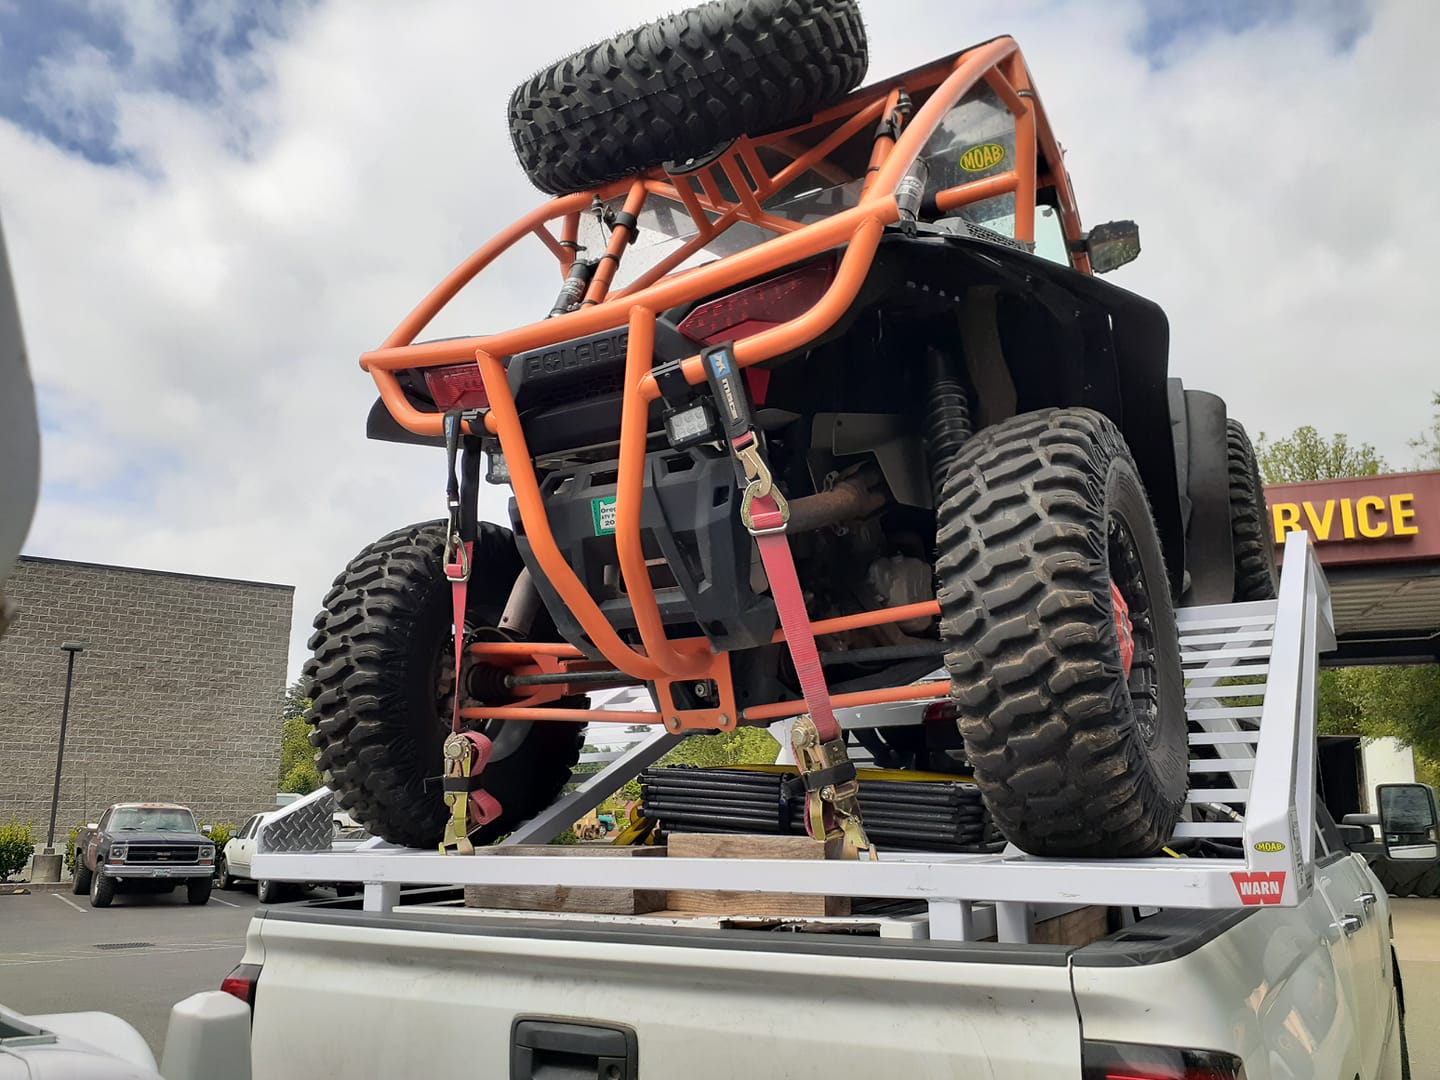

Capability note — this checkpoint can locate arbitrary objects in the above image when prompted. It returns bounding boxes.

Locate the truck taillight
[423,363,489,410]
[220,962,261,1008]
[677,260,835,345]
[1082,1041,1246,1080]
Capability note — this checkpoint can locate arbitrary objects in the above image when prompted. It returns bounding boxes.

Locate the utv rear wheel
[305,520,584,849]
[508,0,869,195]
[1227,419,1278,601]
[937,408,1189,857]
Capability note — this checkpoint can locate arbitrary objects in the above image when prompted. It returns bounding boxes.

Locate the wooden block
[464,845,667,915]
[1031,905,1109,947]
[664,833,851,917]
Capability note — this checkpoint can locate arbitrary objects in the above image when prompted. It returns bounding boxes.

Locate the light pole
[45,641,84,850]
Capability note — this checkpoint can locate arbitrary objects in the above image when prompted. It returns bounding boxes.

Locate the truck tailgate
[250,909,1083,1079]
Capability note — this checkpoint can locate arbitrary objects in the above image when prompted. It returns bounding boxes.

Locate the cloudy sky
[4,0,1436,678]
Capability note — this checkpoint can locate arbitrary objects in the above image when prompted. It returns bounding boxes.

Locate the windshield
[111,807,197,832]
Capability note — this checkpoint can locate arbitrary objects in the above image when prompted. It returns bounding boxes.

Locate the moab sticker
[959,143,1005,172]
[1231,870,1286,905]
[1253,841,1286,853]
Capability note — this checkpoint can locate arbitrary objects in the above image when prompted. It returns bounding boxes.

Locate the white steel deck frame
[254,533,1333,940]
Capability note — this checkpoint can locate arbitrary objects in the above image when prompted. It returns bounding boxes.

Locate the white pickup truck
[185,535,1423,1080]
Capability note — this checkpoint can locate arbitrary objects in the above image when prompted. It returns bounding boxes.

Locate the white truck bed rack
[254,532,1334,942]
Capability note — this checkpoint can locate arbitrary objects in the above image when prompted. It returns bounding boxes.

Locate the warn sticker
[1231,870,1286,905]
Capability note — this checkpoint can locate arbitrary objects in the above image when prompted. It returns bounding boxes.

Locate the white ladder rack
[254,532,1334,941]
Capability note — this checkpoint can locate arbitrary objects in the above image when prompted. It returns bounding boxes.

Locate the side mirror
[1084,220,1141,274]
[201,825,212,835]
[86,823,98,830]
[1378,783,1440,860]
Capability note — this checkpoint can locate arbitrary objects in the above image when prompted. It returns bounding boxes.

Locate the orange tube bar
[374,191,592,355]
[614,306,709,678]
[460,706,662,724]
[859,88,903,200]
[773,600,942,644]
[477,344,665,682]
[583,180,648,306]
[468,641,585,659]
[742,680,948,722]
[932,171,1018,213]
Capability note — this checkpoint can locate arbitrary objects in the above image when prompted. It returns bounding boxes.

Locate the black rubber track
[1227,419,1278,602]
[508,0,869,195]
[936,408,1189,857]
[304,520,583,849]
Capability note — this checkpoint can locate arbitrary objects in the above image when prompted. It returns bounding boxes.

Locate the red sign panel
[1231,870,1286,905]
[1264,470,1440,567]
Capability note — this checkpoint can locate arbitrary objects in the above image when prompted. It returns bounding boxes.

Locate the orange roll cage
[358,38,1090,731]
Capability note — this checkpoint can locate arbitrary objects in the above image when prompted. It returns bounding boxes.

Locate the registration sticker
[591,496,617,536]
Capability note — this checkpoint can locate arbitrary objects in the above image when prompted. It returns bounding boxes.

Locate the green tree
[1411,392,1440,469]
[1255,425,1388,484]
[278,678,320,795]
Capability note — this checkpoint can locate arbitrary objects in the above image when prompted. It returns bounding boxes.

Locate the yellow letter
[1392,493,1419,536]
[1273,503,1301,541]
[1357,495,1388,538]
[1302,501,1335,541]
[1340,498,1357,538]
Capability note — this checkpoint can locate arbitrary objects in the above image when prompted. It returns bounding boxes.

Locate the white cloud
[4,0,1438,681]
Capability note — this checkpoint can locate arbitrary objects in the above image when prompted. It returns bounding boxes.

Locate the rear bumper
[104,864,212,879]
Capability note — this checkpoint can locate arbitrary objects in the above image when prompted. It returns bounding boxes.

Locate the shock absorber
[923,347,972,501]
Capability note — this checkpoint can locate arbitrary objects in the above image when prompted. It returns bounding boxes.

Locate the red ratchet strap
[701,345,875,858]
[439,412,500,854]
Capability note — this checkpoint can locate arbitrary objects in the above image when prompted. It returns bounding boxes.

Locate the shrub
[0,817,36,882]
[549,828,579,846]
[64,822,85,874]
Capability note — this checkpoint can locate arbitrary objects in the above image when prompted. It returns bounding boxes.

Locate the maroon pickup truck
[74,802,215,907]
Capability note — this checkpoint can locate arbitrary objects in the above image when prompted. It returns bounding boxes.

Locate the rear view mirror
[1084,220,1141,274]
[1378,783,1440,860]
[202,825,212,835]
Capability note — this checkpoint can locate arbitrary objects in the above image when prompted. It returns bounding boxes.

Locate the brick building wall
[0,557,293,838]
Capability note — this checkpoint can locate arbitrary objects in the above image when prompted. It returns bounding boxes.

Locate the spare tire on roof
[508,0,869,196]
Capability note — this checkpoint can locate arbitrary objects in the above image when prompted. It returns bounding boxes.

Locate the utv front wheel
[304,520,583,849]
[937,408,1188,857]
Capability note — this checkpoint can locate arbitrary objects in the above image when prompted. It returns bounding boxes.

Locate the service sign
[1265,470,1440,567]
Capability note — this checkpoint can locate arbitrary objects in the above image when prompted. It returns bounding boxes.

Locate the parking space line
[209,896,241,908]
[52,893,86,914]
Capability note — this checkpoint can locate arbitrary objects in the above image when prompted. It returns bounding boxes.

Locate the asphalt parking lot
[0,882,329,1053]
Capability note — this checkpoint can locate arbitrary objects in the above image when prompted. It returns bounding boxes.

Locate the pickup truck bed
[239,881,1401,1080]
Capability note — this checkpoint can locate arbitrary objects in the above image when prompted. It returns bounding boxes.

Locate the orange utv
[304,0,1276,859]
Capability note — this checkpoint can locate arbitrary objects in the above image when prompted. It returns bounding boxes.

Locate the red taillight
[220,962,261,1008]
[922,700,958,724]
[1082,1041,1246,1080]
[677,260,835,345]
[423,363,490,410]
